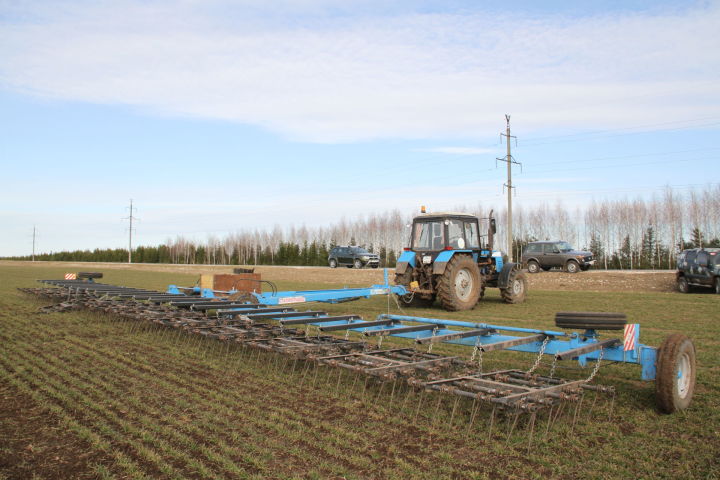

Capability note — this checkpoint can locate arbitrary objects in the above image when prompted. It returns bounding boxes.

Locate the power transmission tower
[496,115,521,261]
[123,200,138,264]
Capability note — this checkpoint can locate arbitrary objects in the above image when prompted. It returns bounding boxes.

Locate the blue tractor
[394,210,527,311]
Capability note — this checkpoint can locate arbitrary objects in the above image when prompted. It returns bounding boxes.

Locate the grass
[1,262,719,479]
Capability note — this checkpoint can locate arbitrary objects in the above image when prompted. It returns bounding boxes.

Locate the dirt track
[1,261,677,293]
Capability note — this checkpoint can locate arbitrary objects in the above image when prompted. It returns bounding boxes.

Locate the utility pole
[32,225,36,262]
[124,200,137,263]
[497,115,521,261]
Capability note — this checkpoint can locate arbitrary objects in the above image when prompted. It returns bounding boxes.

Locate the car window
[448,220,464,248]
[413,221,444,250]
[697,251,709,266]
[710,252,719,266]
[464,221,479,248]
[525,244,541,253]
[557,242,573,252]
[685,251,697,264]
[543,244,555,254]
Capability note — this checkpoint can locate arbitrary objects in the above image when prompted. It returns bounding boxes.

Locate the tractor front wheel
[656,333,696,413]
[500,268,527,304]
[437,255,481,311]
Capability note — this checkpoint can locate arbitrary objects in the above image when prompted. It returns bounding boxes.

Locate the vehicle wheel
[565,260,579,273]
[656,333,696,413]
[555,312,627,330]
[353,259,363,269]
[500,268,527,304]
[329,259,337,268]
[394,271,434,307]
[527,261,540,274]
[714,277,720,294]
[437,255,481,311]
[677,276,689,293]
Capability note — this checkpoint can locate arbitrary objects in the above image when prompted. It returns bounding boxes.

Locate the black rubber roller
[555,311,627,330]
[77,272,104,279]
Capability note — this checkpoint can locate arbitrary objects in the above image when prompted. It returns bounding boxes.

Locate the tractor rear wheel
[437,255,481,311]
[656,333,696,413]
[394,271,435,308]
[500,268,527,304]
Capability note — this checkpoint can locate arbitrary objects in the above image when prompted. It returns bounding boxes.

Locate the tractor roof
[413,212,478,220]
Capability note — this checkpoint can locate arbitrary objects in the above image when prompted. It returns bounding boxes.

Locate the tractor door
[413,220,445,251]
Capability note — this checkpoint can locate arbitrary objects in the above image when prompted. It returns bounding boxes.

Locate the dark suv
[521,241,595,273]
[676,248,720,294]
[328,246,380,269]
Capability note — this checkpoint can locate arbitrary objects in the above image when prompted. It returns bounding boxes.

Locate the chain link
[549,354,558,378]
[427,327,438,354]
[470,338,483,372]
[526,336,550,374]
[585,347,604,383]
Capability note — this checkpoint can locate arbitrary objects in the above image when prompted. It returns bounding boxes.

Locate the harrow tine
[506,410,521,443]
[526,411,537,455]
[488,405,497,440]
[414,389,426,422]
[449,396,460,427]
[465,398,479,437]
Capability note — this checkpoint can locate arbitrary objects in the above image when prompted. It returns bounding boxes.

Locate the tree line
[5,185,719,270]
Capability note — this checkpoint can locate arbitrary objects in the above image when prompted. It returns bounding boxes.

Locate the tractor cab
[395,209,525,311]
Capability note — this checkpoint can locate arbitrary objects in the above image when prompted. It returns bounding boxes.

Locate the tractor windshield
[413,221,445,250]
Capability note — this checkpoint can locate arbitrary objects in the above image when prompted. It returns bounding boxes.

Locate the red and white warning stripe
[64,273,77,280]
[623,323,636,351]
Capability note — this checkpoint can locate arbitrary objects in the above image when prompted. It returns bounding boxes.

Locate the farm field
[1,261,719,479]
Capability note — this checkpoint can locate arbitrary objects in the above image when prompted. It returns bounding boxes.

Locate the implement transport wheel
[677,276,689,293]
[500,268,527,304]
[437,255,481,311]
[527,260,540,274]
[555,312,627,330]
[565,260,580,273]
[394,271,435,308]
[656,333,696,413]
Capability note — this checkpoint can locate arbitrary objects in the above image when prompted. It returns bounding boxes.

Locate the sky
[1,0,719,256]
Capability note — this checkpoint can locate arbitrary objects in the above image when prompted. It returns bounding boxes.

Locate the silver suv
[328,246,380,269]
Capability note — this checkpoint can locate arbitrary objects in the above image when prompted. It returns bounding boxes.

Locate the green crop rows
[1,263,718,479]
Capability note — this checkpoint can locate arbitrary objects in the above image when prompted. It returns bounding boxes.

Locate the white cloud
[0,1,719,142]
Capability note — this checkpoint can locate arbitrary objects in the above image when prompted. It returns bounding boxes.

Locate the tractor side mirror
[490,218,497,234]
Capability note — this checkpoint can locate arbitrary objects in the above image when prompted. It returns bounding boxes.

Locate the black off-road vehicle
[676,248,720,294]
[521,241,595,274]
[328,246,380,269]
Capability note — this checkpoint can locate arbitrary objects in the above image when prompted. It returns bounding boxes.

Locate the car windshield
[557,242,573,252]
[351,247,369,254]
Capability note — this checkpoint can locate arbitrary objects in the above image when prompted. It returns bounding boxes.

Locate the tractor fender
[432,250,473,275]
[395,250,417,274]
[497,262,521,289]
